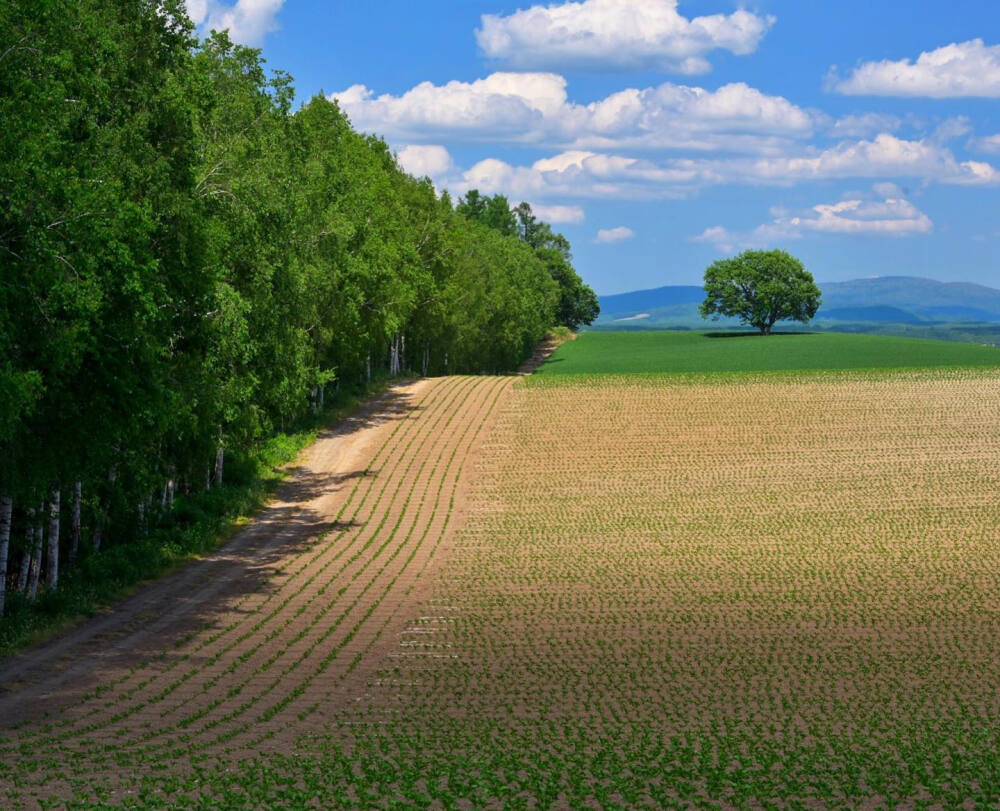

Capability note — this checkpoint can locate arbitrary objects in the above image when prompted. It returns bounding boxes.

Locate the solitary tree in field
[699,250,822,335]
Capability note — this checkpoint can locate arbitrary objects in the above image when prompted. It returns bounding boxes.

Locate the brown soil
[518,331,576,375]
[5,369,1000,806]
[0,375,513,801]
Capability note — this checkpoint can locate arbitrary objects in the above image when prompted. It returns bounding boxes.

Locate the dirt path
[0,374,513,803]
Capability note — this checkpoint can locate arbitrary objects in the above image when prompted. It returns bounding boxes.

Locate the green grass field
[539,330,1000,375]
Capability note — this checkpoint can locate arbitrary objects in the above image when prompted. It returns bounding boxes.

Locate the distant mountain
[821,306,924,324]
[819,277,1000,320]
[598,285,704,315]
[595,276,1000,329]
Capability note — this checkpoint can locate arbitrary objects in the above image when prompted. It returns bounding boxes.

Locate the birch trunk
[27,507,42,599]
[319,384,325,410]
[18,544,31,594]
[422,344,429,378]
[46,489,60,591]
[0,496,12,615]
[366,353,371,383]
[69,480,82,565]
[214,445,224,488]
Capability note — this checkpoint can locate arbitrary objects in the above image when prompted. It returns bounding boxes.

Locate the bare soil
[0,375,513,802]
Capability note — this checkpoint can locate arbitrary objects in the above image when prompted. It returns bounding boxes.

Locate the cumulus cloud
[452,150,706,201]
[742,134,1000,186]
[693,189,933,251]
[187,0,284,46]
[443,135,1000,203]
[331,73,816,153]
[528,204,586,224]
[476,0,774,74]
[396,145,454,179]
[596,226,636,243]
[830,39,1000,98]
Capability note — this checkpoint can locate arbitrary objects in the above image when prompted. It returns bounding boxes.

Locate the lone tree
[699,249,822,335]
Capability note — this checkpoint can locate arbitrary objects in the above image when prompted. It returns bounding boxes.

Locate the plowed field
[3,369,1000,807]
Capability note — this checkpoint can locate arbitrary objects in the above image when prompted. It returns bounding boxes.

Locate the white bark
[366,353,371,383]
[422,344,429,377]
[69,480,81,565]
[0,495,12,615]
[27,507,42,599]
[92,522,103,553]
[389,335,398,376]
[46,489,60,591]
[214,445,224,488]
[18,547,31,594]
[319,384,325,410]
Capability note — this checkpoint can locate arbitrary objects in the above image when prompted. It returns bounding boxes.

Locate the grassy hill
[538,330,1000,375]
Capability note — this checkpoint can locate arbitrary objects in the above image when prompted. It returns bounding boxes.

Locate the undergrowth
[0,377,396,659]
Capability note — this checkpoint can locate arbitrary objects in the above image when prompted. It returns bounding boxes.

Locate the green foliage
[534,330,1000,376]
[457,192,600,330]
[700,249,822,334]
[0,1,571,619]
[0,377,395,657]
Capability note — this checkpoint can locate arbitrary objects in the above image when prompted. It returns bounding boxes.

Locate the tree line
[0,0,598,615]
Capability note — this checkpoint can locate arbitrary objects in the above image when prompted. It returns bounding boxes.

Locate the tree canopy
[0,0,598,613]
[699,250,822,335]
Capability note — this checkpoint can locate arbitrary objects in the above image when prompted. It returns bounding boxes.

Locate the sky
[188,0,1000,294]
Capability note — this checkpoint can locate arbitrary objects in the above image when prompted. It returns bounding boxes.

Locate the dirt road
[0,374,512,804]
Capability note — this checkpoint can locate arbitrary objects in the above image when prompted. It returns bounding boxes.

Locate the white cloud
[829,113,901,138]
[830,39,1000,98]
[970,134,1000,154]
[931,116,973,143]
[741,134,1000,186]
[596,226,636,243]
[443,135,1000,203]
[693,189,933,252]
[872,182,905,198]
[396,145,454,179]
[453,150,706,201]
[331,73,817,153]
[528,204,586,224]
[188,0,284,46]
[476,0,774,74]
[691,225,740,252]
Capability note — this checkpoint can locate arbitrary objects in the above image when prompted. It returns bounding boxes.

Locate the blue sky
[189,0,1000,294]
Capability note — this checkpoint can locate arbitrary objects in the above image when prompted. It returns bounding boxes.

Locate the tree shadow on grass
[704,331,816,339]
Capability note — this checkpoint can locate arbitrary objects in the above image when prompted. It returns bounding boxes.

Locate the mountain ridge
[597,276,1000,328]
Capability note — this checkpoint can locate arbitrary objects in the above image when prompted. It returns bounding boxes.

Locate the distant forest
[0,1,598,612]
